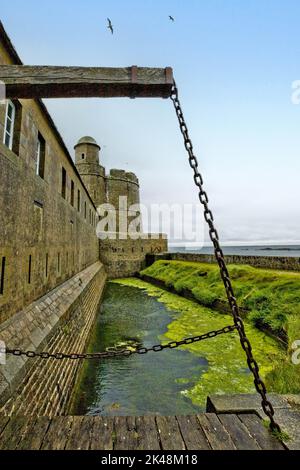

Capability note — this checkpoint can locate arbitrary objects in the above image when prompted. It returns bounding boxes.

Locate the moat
[72,279,285,416]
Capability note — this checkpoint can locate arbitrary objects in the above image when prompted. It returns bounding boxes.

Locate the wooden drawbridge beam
[0,65,173,99]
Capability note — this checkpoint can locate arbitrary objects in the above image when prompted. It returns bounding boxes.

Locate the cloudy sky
[2,0,300,244]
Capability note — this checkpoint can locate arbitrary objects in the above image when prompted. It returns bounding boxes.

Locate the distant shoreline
[169,245,300,258]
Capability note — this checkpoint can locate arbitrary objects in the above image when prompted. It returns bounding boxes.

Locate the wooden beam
[0,65,173,99]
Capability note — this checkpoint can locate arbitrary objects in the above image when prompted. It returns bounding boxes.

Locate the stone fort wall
[0,262,106,416]
[100,234,168,278]
[0,32,100,324]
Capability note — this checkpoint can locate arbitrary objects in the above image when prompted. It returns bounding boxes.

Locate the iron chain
[170,81,281,432]
[5,325,237,360]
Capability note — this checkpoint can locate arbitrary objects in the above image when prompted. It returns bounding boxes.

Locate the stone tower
[106,169,142,233]
[73,135,167,277]
[74,136,106,208]
[75,136,143,233]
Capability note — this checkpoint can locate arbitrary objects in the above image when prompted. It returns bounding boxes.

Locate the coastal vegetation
[138,260,300,394]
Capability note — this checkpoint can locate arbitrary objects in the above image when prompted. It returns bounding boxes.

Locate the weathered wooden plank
[197,414,236,450]
[0,413,288,451]
[0,65,173,99]
[114,416,139,451]
[238,414,284,450]
[156,416,186,451]
[218,414,260,450]
[65,416,94,450]
[135,416,161,450]
[90,416,114,450]
[41,416,73,450]
[17,416,51,450]
[176,416,211,450]
[0,415,32,450]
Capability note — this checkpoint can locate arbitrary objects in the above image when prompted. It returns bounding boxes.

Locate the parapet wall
[100,234,168,278]
[0,261,107,417]
[147,252,300,272]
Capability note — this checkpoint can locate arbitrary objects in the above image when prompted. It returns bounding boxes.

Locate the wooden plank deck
[0,414,285,451]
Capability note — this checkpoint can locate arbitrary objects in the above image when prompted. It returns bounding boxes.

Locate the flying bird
[107,18,114,34]
[169,15,175,22]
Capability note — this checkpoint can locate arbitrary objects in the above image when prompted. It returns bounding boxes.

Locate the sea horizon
[168,243,300,258]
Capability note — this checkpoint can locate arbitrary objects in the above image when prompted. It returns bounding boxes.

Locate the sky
[1,0,300,245]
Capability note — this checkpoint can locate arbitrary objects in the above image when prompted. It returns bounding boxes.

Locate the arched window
[3,100,15,150]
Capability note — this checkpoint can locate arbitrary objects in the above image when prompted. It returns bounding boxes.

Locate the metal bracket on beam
[165,67,173,86]
[130,65,138,99]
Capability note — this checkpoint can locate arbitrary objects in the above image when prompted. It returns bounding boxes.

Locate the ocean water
[169,245,300,258]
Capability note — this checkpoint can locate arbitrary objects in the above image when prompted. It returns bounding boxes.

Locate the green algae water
[72,279,285,416]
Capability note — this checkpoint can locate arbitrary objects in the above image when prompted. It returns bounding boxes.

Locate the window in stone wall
[77,189,81,212]
[12,101,22,155]
[0,257,6,295]
[28,255,32,284]
[61,167,67,199]
[57,253,60,274]
[36,133,46,179]
[3,100,15,150]
[3,100,23,155]
[71,180,75,207]
[84,201,87,219]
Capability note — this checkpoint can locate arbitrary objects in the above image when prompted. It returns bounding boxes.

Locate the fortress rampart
[0,42,99,324]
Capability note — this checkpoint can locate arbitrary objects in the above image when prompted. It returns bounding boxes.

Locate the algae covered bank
[71,275,285,416]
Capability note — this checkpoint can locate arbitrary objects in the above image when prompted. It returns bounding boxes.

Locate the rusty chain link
[170,81,280,432]
[4,324,236,360]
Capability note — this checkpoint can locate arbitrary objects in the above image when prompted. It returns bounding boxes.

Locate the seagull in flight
[107,18,114,34]
[169,15,175,22]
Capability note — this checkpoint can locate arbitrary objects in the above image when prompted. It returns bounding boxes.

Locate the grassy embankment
[140,260,300,394]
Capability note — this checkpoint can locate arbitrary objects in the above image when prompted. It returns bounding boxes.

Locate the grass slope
[141,260,300,394]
